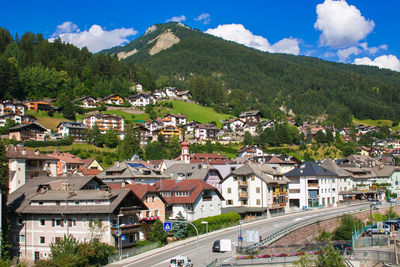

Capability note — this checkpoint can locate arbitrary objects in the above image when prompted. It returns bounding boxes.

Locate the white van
[169,256,193,267]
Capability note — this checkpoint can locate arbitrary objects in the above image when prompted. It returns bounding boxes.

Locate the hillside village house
[127,93,156,107]
[176,90,192,100]
[74,96,99,108]
[82,114,124,138]
[57,122,87,142]
[152,89,167,99]
[8,176,147,263]
[76,158,104,176]
[133,124,153,145]
[156,125,182,143]
[285,161,338,209]
[154,179,224,221]
[239,110,262,123]
[164,114,187,126]
[102,94,125,105]
[7,146,57,193]
[222,118,244,132]
[221,163,290,218]
[108,183,167,240]
[0,114,36,127]
[194,124,219,141]
[164,87,179,98]
[8,122,48,141]
[49,149,85,176]
[238,145,264,158]
[190,153,233,165]
[0,101,25,116]
[23,100,54,111]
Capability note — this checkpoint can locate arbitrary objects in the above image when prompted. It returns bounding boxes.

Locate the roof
[196,124,219,130]
[8,122,47,132]
[213,164,244,179]
[320,159,350,178]
[97,161,166,180]
[285,161,337,177]
[7,146,57,161]
[49,149,85,164]
[57,121,87,129]
[107,183,168,204]
[190,153,233,165]
[154,179,224,204]
[162,163,222,181]
[239,110,262,117]
[227,163,290,184]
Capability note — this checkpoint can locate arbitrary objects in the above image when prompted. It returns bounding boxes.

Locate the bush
[24,138,72,148]
[188,213,241,236]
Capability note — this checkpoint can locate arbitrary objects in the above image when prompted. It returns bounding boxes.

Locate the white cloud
[337,46,360,61]
[165,15,186,23]
[314,0,375,48]
[50,22,138,53]
[195,13,211,25]
[360,42,387,55]
[205,24,300,55]
[354,55,400,72]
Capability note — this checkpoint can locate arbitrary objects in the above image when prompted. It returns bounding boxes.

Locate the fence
[354,236,389,248]
[352,250,400,264]
[107,242,160,263]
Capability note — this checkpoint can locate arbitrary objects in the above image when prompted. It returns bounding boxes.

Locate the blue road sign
[164,222,172,231]
[121,235,126,241]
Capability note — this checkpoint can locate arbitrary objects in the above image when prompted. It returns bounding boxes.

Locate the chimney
[22,149,27,156]
[35,150,40,156]
[121,182,125,188]
[116,161,120,168]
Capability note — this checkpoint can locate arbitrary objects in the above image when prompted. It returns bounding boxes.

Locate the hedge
[187,212,241,236]
[24,138,73,147]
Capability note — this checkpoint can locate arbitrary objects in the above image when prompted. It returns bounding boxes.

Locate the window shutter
[52,219,55,227]
[61,220,64,227]
[68,219,72,227]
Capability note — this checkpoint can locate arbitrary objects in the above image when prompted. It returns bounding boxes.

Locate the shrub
[188,213,241,236]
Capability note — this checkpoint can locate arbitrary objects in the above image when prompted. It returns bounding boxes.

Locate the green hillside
[103,22,400,127]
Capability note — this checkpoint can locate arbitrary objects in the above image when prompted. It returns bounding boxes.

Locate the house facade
[154,179,224,221]
[102,94,125,105]
[57,122,87,142]
[82,114,124,137]
[194,124,219,141]
[8,122,47,141]
[0,101,25,116]
[8,176,147,263]
[285,161,338,209]
[221,163,289,218]
[127,93,156,107]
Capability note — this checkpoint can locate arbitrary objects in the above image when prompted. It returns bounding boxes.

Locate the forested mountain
[0,28,155,101]
[103,22,400,127]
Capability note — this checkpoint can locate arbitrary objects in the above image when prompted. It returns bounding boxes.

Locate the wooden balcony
[238,181,248,187]
[111,223,141,235]
[273,191,288,196]
[268,202,286,209]
[119,206,142,216]
[307,183,319,188]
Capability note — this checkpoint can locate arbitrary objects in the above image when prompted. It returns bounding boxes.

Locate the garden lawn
[170,101,232,128]
[26,110,70,130]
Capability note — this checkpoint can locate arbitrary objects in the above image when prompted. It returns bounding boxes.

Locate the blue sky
[2,0,400,71]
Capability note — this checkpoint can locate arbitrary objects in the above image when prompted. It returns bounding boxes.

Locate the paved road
[116,204,370,267]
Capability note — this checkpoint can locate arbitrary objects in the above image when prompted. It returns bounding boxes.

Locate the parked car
[367,224,390,235]
[333,243,353,254]
[170,256,193,267]
[387,197,397,203]
[383,220,399,230]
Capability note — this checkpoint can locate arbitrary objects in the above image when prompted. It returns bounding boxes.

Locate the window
[251,176,255,181]
[129,235,134,243]
[227,188,231,194]
[74,201,79,205]
[145,196,148,203]
[55,237,61,243]
[152,196,155,202]
[226,200,233,205]
[38,202,43,205]
[210,204,213,211]
[95,200,101,205]
[39,219,45,226]
[201,205,205,211]
[68,219,76,227]
[55,219,63,227]
[256,187,260,193]
[155,210,159,217]
[18,218,23,225]
[40,236,45,244]
[256,199,261,205]
[20,235,25,243]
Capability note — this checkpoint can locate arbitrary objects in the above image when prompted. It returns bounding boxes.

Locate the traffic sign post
[164,222,172,231]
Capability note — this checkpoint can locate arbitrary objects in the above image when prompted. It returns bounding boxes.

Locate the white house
[152,90,167,99]
[127,93,156,107]
[238,146,264,158]
[221,163,290,218]
[56,122,87,142]
[194,124,219,141]
[164,87,178,98]
[154,179,224,221]
[285,161,338,209]
[0,101,25,116]
[164,114,187,126]
[223,119,245,132]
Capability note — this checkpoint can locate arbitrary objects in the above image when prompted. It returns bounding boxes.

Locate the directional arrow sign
[163,222,172,231]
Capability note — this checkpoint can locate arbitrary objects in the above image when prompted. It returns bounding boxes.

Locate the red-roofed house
[266,156,298,174]
[190,153,233,165]
[77,158,104,176]
[108,182,167,240]
[154,179,224,221]
[49,149,85,176]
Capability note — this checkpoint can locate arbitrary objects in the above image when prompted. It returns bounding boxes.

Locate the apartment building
[7,146,57,193]
[8,122,48,141]
[221,163,290,218]
[8,176,147,263]
[57,121,87,142]
[0,101,25,116]
[194,124,219,141]
[82,114,124,138]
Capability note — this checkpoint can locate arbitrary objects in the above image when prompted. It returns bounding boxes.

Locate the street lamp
[117,214,124,260]
[201,221,209,264]
[369,203,375,246]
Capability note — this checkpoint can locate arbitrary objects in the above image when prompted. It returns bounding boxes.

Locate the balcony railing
[272,191,288,196]
[268,203,286,209]
[238,192,248,198]
[111,223,141,235]
[307,183,319,188]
